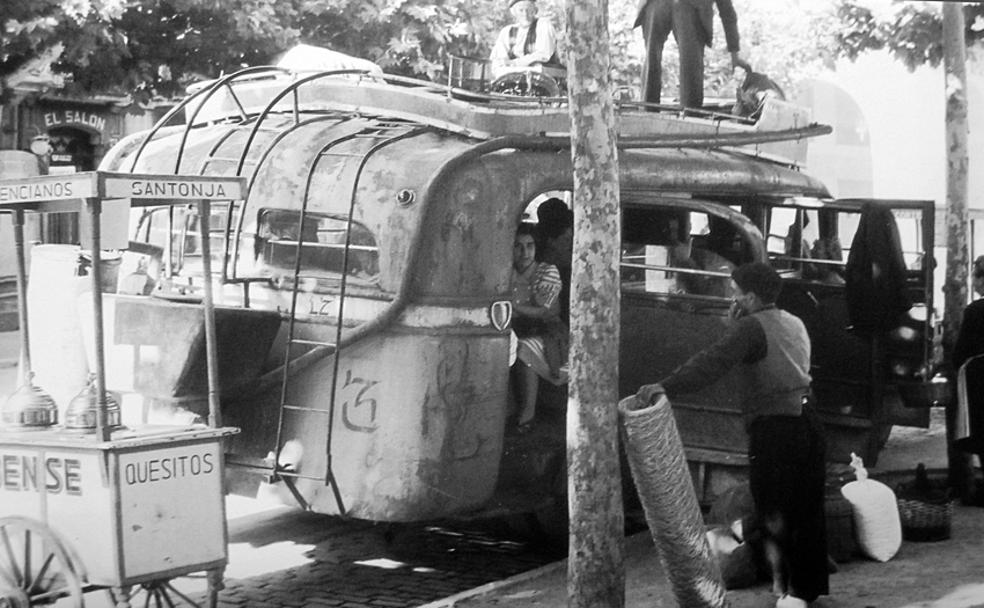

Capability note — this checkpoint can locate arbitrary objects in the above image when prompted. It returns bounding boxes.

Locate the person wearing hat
[489,0,560,79]
[636,262,828,608]
[634,0,751,108]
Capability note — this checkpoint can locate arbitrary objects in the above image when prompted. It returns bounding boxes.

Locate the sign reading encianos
[0,174,94,203]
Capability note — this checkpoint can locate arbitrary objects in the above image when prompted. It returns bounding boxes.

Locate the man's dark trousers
[638,0,707,107]
[636,0,739,108]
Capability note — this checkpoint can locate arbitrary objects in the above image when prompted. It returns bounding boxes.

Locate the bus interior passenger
[622,208,739,298]
[774,208,845,284]
[509,222,568,433]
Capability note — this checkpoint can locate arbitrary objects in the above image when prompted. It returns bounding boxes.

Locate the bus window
[253,208,381,291]
[767,208,819,267]
[892,208,926,272]
[133,204,228,276]
[621,207,739,298]
[767,207,846,284]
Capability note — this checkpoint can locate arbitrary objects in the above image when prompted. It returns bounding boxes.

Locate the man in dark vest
[489,0,560,79]
[636,262,829,608]
[634,0,750,108]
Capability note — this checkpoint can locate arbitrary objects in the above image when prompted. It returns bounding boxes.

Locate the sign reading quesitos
[0,171,245,205]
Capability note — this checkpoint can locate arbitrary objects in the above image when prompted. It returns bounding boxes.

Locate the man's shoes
[775,595,808,608]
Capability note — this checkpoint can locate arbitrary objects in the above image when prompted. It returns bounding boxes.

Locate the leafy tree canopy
[2,1,299,101]
[7,0,951,105]
[834,0,984,70]
[1,0,499,102]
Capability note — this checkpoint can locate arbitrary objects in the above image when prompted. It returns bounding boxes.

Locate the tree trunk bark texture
[563,0,625,606]
[941,3,973,497]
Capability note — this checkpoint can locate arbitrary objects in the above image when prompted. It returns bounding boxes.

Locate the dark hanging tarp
[845,202,912,333]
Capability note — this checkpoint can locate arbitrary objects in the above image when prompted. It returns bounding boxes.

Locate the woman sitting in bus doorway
[510,223,569,432]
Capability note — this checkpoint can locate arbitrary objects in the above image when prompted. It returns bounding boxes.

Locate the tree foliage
[1,0,898,104]
[1,0,499,101]
[2,0,299,101]
[295,0,501,79]
[834,0,984,70]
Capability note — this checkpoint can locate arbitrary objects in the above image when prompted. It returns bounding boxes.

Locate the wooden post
[941,3,973,499]
[564,0,624,604]
[85,197,111,442]
[198,200,222,428]
[11,210,31,386]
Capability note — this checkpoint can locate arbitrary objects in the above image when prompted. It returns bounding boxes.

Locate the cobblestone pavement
[213,506,564,608]
[66,499,565,608]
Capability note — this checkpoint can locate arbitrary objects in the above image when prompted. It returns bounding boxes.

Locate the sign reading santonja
[0,171,245,206]
[102,173,245,200]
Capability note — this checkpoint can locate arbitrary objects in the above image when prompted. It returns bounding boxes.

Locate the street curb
[417,532,654,608]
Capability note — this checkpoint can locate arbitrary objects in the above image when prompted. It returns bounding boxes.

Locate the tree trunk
[563,0,624,606]
[941,3,973,499]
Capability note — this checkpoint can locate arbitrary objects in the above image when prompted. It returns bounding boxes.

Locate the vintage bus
[85,66,944,527]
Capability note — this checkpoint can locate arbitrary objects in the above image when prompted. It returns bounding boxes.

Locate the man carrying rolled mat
[636,262,828,608]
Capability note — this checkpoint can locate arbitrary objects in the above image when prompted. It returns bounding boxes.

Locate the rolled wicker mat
[618,395,729,608]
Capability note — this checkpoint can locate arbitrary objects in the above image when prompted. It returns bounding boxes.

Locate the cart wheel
[0,516,84,608]
[125,569,222,608]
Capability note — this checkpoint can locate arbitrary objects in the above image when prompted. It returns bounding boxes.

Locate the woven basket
[896,497,953,542]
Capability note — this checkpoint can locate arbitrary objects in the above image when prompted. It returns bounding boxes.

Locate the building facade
[0,94,172,329]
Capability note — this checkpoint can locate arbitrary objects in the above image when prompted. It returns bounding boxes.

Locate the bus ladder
[265,121,428,513]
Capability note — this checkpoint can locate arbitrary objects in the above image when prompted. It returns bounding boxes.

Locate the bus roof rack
[179,67,830,167]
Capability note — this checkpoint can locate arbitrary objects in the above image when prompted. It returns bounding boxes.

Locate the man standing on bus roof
[489,0,560,79]
[634,0,751,108]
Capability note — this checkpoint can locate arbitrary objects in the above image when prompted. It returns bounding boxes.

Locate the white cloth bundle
[840,453,901,562]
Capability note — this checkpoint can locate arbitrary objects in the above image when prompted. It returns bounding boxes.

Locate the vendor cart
[0,169,246,607]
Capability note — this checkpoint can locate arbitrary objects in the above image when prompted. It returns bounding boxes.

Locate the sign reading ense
[1,454,82,495]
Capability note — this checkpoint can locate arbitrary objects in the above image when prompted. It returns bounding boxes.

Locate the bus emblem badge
[489,301,512,332]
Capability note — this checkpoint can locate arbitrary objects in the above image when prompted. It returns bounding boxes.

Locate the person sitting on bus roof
[490,0,561,79]
[509,223,569,433]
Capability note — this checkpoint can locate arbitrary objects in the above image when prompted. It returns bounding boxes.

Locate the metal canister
[1,372,58,428]
[64,374,122,431]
